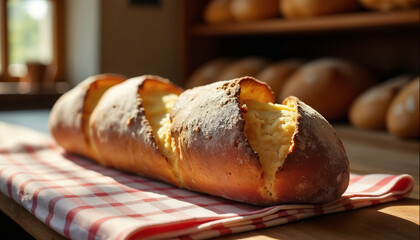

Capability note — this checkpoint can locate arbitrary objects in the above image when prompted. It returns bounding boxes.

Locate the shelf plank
[190,9,419,36]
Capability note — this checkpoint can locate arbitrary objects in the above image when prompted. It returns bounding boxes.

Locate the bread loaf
[349,74,411,130]
[203,0,235,24]
[256,59,304,96]
[386,76,419,139]
[217,56,270,81]
[185,57,232,88]
[279,58,375,121]
[359,0,419,11]
[230,0,279,22]
[49,74,127,161]
[280,0,360,19]
[50,75,349,205]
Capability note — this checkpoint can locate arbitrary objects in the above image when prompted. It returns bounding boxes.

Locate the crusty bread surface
[49,74,127,161]
[50,75,350,205]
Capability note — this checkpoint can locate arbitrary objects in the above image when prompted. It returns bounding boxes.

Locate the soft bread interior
[84,79,124,161]
[139,81,183,186]
[240,82,297,198]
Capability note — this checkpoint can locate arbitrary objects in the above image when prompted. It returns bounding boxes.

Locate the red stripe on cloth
[126,219,213,240]
[285,215,298,222]
[277,210,289,218]
[211,223,225,230]
[0,148,25,199]
[349,175,364,185]
[361,175,398,193]
[314,206,324,215]
[254,222,266,229]
[390,177,413,192]
[64,205,95,238]
[344,203,354,210]
[217,227,233,236]
[7,172,19,199]
[252,217,263,224]
[88,216,125,240]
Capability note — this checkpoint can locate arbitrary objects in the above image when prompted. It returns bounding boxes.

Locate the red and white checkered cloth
[0,122,414,240]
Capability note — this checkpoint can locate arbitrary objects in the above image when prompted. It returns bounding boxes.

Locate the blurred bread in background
[185,58,232,88]
[349,74,411,130]
[256,59,304,96]
[279,0,360,19]
[231,0,279,22]
[358,0,419,11]
[203,0,235,24]
[217,56,270,81]
[279,58,375,121]
[386,76,419,139]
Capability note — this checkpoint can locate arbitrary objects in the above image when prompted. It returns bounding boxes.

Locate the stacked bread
[350,75,419,139]
[50,74,350,206]
[203,0,418,24]
[187,57,374,121]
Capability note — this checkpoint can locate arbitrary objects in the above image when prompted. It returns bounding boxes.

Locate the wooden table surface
[1,190,418,240]
[0,113,418,239]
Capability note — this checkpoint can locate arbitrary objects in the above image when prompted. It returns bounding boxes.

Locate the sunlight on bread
[140,86,183,185]
[241,98,297,198]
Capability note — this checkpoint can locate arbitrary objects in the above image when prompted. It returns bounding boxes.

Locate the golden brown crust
[171,78,272,204]
[89,75,183,185]
[386,76,419,139]
[273,96,350,204]
[280,0,360,19]
[256,59,304,96]
[359,0,419,11]
[52,75,349,206]
[49,74,126,159]
[349,75,411,130]
[231,0,279,22]
[203,0,235,24]
[171,77,349,205]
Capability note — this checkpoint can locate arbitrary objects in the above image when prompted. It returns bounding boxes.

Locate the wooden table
[0,190,418,240]
[0,112,418,239]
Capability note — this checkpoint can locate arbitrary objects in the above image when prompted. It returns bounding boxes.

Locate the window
[0,0,64,83]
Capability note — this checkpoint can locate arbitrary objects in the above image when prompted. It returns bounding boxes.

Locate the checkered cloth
[0,122,414,240]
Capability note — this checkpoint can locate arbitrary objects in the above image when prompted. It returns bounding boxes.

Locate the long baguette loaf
[50,74,349,206]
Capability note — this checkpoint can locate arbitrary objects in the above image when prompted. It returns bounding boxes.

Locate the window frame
[0,0,65,83]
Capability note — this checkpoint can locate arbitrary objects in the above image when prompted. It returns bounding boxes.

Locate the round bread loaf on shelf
[217,56,270,81]
[349,74,411,130]
[279,0,360,19]
[386,76,419,139]
[203,0,235,24]
[279,58,375,121]
[359,0,419,11]
[185,57,232,88]
[256,59,304,96]
[230,0,279,21]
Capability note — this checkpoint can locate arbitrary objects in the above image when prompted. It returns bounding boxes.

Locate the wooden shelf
[0,82,69,110]
[190,9,419,36]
